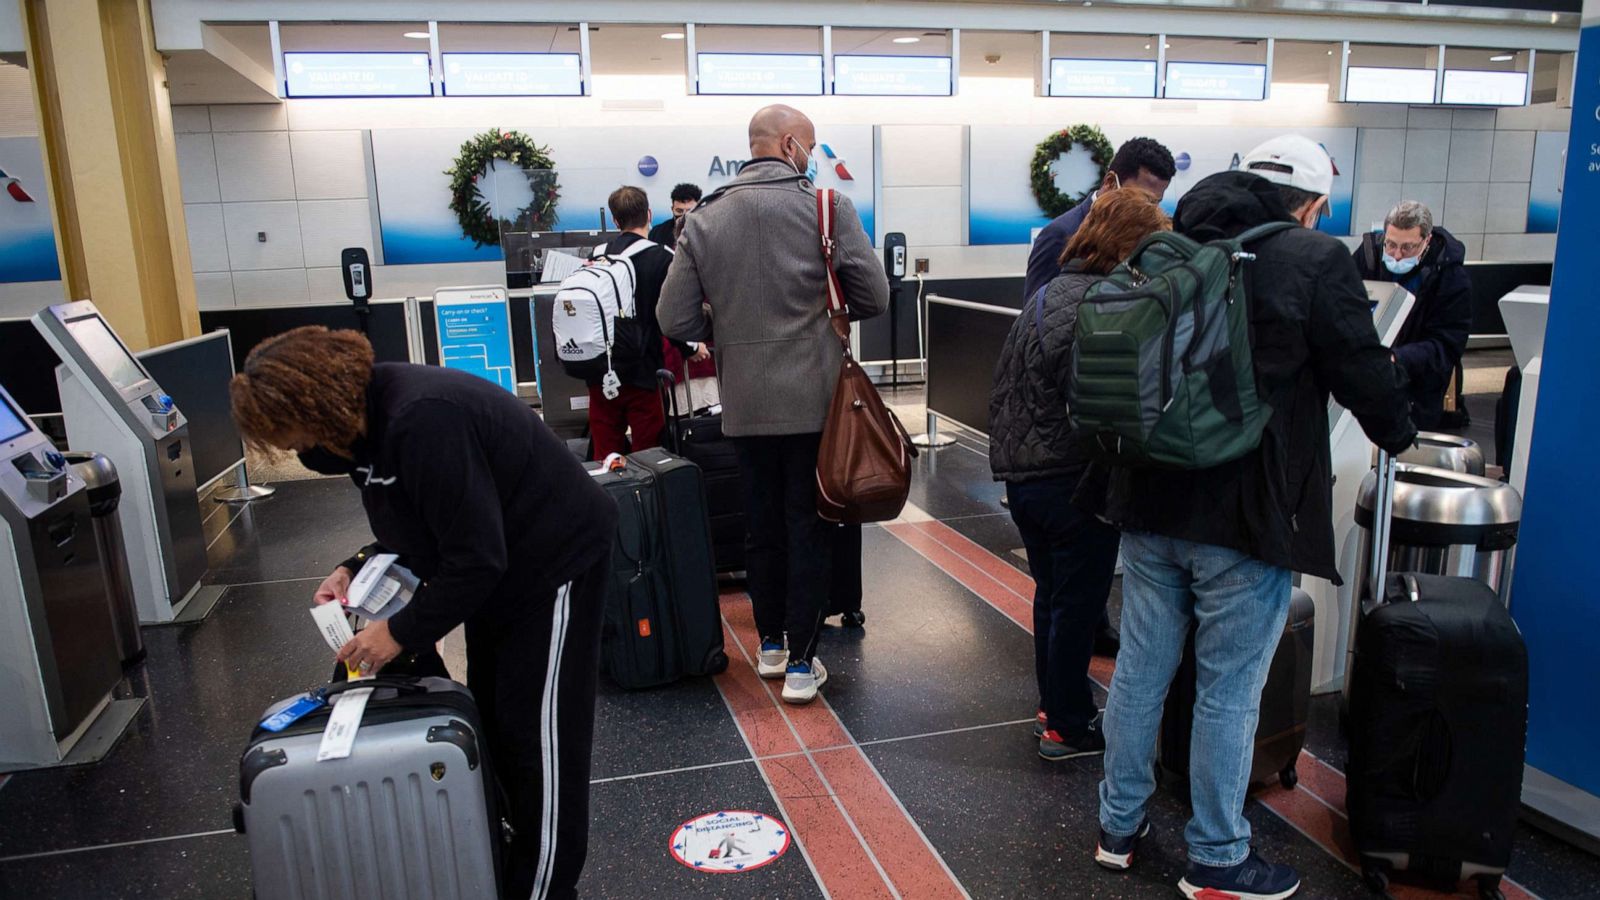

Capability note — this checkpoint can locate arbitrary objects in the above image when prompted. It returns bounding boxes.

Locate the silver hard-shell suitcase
[237,676,502,900]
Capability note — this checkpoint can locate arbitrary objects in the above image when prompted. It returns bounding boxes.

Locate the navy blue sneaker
[1179,850,1301,899]
[1094,819,1150,871]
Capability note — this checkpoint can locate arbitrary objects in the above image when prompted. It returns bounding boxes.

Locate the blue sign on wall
[1050,59,1158,98]
[283,52,433,99]
[698,54,824,95]
[442,53,583,97]
[833,56,952,96]
[434,286,517,393]
[1164,62,1268,101]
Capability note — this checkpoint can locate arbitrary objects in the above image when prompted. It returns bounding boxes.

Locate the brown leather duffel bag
[813,189,917,524]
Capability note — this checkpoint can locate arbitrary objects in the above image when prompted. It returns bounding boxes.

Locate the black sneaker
[1039,723,1107,761]
[1094,819,1151,871]
[1178,850,1301,899]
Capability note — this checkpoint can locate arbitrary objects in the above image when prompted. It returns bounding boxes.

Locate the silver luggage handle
[1367,448,1399,605]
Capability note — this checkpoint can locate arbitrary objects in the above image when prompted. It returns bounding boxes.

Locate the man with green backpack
[1079,135,1416,900]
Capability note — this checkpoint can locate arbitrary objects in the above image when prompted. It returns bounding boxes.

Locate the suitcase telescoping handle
[1367,448,1399,605]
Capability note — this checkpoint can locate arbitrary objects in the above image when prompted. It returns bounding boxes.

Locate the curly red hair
[1061,188,1172,275]
[229,326,373,455]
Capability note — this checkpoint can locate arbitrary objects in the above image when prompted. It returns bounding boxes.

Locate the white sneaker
[781,658,828,704]
[757,640,788,679]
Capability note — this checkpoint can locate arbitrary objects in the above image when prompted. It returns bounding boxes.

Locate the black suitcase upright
[1159,587,1314,790]
[592,454,728,689]
[1345,451,1528,900]
[659,369,745,573]
[630,447,730,677]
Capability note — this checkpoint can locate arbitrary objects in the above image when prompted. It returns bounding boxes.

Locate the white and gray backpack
[551,240,657,395]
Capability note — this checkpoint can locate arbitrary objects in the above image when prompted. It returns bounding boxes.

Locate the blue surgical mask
[787,138,818,182]
[1383,253,1420,276]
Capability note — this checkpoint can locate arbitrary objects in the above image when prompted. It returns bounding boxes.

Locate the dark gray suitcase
[1159,587,1315,790]
[237,677,502,900]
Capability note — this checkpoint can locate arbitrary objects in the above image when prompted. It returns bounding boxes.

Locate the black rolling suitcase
[1345,450,1528,900]
[237,676,504,899]
[592,453,728,689]
[658,369,745,574]
[1159,587,1314,790]
[825,523,867,627]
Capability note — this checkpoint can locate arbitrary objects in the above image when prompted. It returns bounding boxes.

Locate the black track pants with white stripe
[466,555,607,900]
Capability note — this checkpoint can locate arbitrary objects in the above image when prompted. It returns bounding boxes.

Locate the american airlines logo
[0,164,36,203]
[818,144,853,181]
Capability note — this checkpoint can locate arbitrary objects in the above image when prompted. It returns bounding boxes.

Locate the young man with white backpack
[554,185,703,459]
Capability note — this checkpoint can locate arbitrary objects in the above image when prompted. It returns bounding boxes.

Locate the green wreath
[445,128,560,247]
[1030,125,1115,218]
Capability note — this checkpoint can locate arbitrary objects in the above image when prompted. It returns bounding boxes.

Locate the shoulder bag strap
[816,188,851,352]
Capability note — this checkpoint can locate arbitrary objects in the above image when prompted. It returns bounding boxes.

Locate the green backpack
[1067,221,1293,469]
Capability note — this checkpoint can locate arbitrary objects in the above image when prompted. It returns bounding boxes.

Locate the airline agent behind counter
[228,326,618,900]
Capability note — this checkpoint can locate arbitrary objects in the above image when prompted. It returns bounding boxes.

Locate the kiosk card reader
[0,381,144,771]
[33,301,221,625]
[1301,281,1416,693]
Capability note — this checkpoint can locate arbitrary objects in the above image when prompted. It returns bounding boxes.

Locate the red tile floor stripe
[882,514,1541,900]
[712,619,897,898]
[718,591,971,900]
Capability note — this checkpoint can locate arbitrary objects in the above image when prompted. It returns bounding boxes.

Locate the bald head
[748,104,816,164]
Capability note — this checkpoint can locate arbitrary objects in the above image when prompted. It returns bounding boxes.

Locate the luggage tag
[259,688,328,733]
[601,369,622,400]
[316,687,374,762]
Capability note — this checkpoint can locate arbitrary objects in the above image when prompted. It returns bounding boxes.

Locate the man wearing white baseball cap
[1089,135,1415,900]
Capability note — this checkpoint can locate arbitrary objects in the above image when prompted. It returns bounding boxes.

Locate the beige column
[21,0,199,349]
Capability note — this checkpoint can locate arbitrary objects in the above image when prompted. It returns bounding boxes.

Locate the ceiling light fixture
[893,36,921,44]
[661,31,685,40]
[403,31,430,39]
[1490,53,1514,62]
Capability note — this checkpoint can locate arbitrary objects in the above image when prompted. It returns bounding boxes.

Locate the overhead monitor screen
[64,315,148,391]
[1442,70,1528,106]
[442,53,582,96]
[1050,59,1158,98]
[283,52,433,98]
[1344,67,1438,104]
[698,53,824,95]
[0,392,29,444]
[1164,62,1268,100]
[833,55,952,96]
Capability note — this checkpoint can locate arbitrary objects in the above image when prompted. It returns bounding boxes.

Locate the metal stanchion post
[215,461,276,504]
[911,281,954,449]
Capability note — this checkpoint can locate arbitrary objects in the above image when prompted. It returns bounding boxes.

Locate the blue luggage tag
[260,689,328,732]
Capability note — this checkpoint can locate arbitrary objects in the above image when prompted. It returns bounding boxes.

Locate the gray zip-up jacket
[658,160,888,437]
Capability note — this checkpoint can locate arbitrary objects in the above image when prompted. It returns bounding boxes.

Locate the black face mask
[297,445,358,476]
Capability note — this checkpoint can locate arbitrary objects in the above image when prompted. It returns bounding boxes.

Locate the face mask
[1383,253,1421,276]
[786,137,818,182]
[297,445,357,476]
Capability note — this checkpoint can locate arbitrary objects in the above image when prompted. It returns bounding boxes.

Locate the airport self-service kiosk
[33,301,221,624]
[0,382,144,770]
[1301,281,1416,693]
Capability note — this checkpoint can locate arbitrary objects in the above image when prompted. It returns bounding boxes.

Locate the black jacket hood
[1174,171,1298,242]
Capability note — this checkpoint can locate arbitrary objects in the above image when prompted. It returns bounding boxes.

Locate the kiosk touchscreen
[1301,281,1416,693]
[0,381,144,770]
[32,301,219,625]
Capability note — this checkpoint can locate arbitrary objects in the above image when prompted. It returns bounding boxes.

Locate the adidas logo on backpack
[550,239,656,383]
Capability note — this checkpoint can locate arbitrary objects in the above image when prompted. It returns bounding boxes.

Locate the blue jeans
[1098,532,1292,867]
